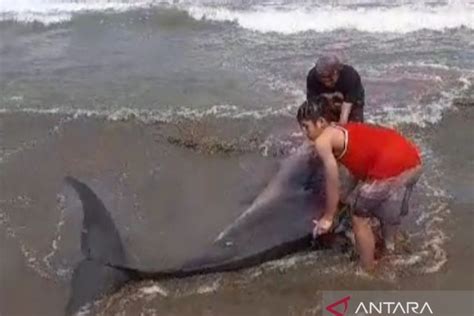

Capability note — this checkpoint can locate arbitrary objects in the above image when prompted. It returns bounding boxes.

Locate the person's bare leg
[381,223,399,253]
[352,214,376,271]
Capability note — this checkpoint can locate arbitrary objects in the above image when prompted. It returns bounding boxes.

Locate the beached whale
[64,148,349,315]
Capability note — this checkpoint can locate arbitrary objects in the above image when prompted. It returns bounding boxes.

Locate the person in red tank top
[297,95,422,271]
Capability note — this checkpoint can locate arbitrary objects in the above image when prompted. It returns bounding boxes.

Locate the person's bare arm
[339,102,353,124]
[314,131,340,224]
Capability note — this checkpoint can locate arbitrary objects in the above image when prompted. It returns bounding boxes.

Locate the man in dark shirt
[306,55,365,123]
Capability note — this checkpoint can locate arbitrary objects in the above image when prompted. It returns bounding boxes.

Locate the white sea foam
[368,75,473,127]
[186,3,474,34]
[0,0,158,25]
[0,74,467,129]
[140,284,169,297]
[0,103,299,123]
[1,0,473,34]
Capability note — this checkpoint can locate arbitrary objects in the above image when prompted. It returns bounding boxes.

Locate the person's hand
[312,215,334,238]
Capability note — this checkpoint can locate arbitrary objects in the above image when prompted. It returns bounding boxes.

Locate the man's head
[297,96,339,141]
[315,55,342,88]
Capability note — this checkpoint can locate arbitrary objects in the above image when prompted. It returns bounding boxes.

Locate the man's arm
[306,68,321,102]
[339,102,353,124]
[340,65,364,123]
[315,131,340,222]
[318,92,351,124]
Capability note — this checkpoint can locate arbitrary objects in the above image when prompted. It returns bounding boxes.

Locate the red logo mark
[326,295,351,316]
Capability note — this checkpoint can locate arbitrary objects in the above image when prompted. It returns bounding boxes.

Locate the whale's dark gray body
[65,150,348,315]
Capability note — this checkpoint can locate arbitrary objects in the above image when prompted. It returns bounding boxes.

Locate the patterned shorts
[347,166,422,225]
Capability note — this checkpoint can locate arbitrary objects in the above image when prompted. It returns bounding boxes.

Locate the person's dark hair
[297,95,340,123]
[315,55,342,76]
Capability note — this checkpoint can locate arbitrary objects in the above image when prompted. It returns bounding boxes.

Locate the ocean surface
[0,1,473,315]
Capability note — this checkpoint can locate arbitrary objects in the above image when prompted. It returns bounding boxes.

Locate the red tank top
[337,123,421,180]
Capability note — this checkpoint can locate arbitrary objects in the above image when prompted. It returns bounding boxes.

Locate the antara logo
[354,301,433,314]
[325,296,434,316]
[326,295,351,316]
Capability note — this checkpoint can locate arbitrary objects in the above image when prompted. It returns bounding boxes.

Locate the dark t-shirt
[306,64,365,121]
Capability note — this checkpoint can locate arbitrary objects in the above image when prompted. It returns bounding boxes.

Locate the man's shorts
[348,166,422,225]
